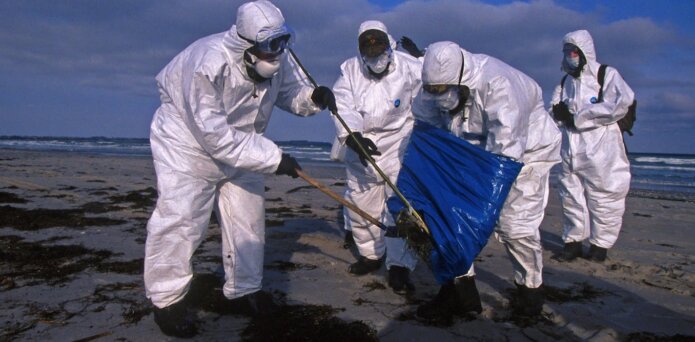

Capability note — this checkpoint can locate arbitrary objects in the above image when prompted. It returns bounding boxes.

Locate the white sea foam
[631,178,695,187]
[631,165,695,172]
[634,156,695,166]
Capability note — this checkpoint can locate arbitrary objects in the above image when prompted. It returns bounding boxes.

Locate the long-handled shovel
[287,48,430,236]
[296,167,432,266]
[295,169,435,266]
[295,169,387,230]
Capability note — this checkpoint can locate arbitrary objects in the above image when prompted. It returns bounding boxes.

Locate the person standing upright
[331,20,421,294]
[551,29,635,263]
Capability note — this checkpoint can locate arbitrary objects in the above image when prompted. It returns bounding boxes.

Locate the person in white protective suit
[550,30,634,263]
[330,20,421,294]
[144,1,336,337]
[412,41,561,320]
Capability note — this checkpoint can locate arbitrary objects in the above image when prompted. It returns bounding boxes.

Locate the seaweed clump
[544,282,609,303]
[0,191,27,204]
[0,205,125,230]
[242,304,378,342]
[0,235,113,285]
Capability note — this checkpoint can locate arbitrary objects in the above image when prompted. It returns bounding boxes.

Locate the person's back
[417,45,560,164]
[152,32,229,173]
[466,53,558,163]
[156,33,227,114]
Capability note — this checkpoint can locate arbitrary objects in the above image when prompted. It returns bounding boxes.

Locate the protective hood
[562,29,599,75]
[422,41,476,87]
[358,20,397,48]
[357,20,397,71]
[222,0,286,60]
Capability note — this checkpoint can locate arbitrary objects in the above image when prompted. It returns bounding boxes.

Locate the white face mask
[246,52,283,79]
[433,88,460,111]
[565,55,580,69]
[363,51,391,74]
[254,58,281,78]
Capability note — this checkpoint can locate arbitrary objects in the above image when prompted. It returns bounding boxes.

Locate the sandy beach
[1,148,694,341]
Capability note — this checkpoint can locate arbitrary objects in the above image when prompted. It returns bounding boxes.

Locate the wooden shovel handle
[295,169,386,230]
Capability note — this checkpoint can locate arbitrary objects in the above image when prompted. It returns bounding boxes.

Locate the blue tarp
[387,121,523,283]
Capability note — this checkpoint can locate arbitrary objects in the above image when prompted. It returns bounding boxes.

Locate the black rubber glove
[311,86,337,113]
[345,132,381,167]
[275,153,301,178]
[399,36,424,58]
[552,102,575,129]
[387,209,429,243]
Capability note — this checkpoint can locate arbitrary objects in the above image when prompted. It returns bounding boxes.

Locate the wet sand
[1,148,693,341]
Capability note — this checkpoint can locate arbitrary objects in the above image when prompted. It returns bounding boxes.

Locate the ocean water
[0,135,334,161]
[628,152,695,194]
[1,136,694,194]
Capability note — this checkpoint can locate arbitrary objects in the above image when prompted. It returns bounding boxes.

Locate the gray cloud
[0,0,693,152]
[644,92,695,121]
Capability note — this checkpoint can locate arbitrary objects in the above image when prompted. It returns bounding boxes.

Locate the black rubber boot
[348,256,383,275]
[555,241,583,262]
[388,265,415,295]
[416,282,458,325]
[224,290,280,317]
[343,230,355,249]
[512,283,544,317]
[586,244,608,262]
[453,276,483,315]
[153,300,198,338]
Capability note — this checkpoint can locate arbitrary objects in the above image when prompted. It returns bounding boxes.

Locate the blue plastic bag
[387,121,523,283]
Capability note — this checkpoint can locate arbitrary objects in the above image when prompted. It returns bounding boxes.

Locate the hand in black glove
[552,101,575,129]
[275,153,301,178]
[399,36,423,58]
[345,132,381,167]
[311,86,337,113]
[388,209,429,243]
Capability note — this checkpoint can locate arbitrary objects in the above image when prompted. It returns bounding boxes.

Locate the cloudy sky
[1,0,694,154]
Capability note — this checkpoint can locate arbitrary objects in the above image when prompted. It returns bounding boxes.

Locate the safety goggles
[361,46,392,65]
[241,24,294,59]
[423,84,455,95]
[423,52,465,96]
[563,43,580,57]
[359,29,390,58]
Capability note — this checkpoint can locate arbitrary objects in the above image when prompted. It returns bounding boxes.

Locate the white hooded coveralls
[416,42,561,287]
[551,30,634,249]
[331,21,421,271]
[145,0,321,308]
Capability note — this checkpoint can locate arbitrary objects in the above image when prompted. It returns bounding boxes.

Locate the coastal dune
[1,148,693,341]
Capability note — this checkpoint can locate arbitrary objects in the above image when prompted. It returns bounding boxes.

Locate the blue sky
[1,0,694,154]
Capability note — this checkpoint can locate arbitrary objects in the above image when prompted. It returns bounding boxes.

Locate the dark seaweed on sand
[0,235,113,284]
[95,258,144,275]
[543,282,611,303]
[0,205,126,230]
[108,187,157,209]
[264,260,317,271]
[0,191,27,204]
[177,274,378,341]
[242,305,378,342]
